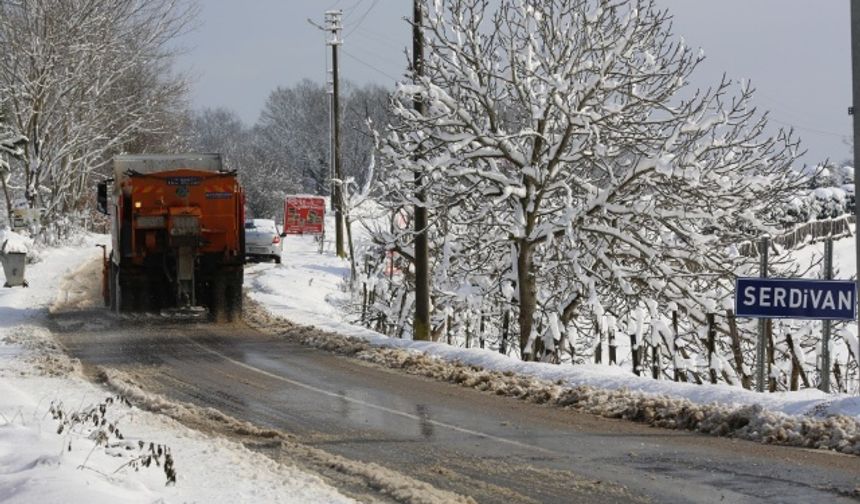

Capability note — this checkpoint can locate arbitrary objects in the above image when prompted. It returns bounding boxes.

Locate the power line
[344,0,380,39]
[352,25,404,48]
[769,117,850,139]
[347,42,407,70]
[341,48,400,81]
[342,0,368,17]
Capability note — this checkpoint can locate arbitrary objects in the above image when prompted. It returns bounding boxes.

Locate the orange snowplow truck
[96,154,245,321]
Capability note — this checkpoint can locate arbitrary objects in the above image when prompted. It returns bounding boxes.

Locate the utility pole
[412,0,430,341]
[326,10,346,258]
[851,0,860,395]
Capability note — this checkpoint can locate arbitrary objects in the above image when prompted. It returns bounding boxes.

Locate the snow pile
[0,227,31,254]
[244,300,860,457]
[1,325,81,378]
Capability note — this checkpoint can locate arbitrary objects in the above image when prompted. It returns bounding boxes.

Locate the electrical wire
[352,25,404,48]
[346,41,408,70]
[344,0,380,39]
[341,48,401,82]
[343,0,368,17]
[768,117,850,139]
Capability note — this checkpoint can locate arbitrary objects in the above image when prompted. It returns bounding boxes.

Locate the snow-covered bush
[772,164,854,226]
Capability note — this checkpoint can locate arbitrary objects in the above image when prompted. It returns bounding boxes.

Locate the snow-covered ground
[0,232,355,504]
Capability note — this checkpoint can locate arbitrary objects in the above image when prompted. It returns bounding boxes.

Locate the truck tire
[225,269,243,322]
[118,271,141,313]
[119,274,133,312]
[210,274,228,323]
[149,277,163,312]
[138,277,150,313]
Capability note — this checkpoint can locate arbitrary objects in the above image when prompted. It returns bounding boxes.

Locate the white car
[244,219,283,263]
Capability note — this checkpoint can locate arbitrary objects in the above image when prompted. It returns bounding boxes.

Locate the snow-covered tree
[255,80,331,197]
[188,108,248,170]
[366,0,805,360]
[0,0,195,229]
[254,80,391,197]
[0,121,27,221]
[238,80,392,220]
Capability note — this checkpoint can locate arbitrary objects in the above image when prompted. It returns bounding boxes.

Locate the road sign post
[756,237,768,393]
[737,255,857,394]
[821,238,834,393]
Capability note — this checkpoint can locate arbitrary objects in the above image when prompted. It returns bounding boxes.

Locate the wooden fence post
[608,329,617,365]
[672,310,681,381]
[500,309,509,355]
[725,309,751,389]
[767,320,776,392]
[706,313,718,384]
[651,342,660,380]
[786,333,811,390]
[446,314,453,346]
[479,312,486,349]
[834,361,844,393]
[630,333,640,376]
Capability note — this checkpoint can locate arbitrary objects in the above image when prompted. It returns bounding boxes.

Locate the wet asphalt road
[51,310,860,504]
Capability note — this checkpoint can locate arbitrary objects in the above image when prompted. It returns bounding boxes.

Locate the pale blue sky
[175,1,851,166]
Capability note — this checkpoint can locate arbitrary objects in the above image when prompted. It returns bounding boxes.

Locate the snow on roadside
[0,234,355,504]
[247,233,860,456]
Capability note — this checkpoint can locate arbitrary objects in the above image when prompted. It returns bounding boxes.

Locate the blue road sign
[735,278,857,320]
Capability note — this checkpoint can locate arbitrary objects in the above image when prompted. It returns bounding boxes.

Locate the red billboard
[284,196,325,235]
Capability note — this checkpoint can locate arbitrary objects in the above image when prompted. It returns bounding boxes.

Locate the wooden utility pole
[326,10,346,258]
[412,0,431,340]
